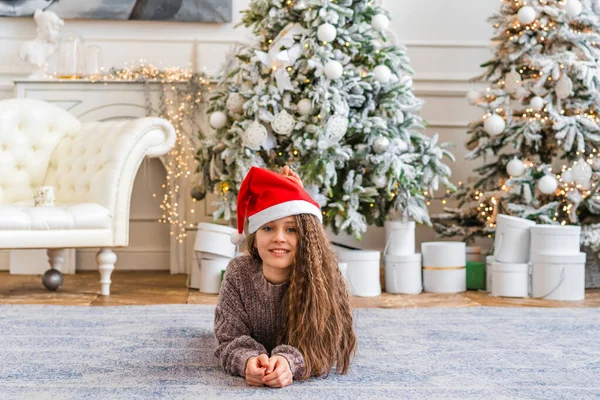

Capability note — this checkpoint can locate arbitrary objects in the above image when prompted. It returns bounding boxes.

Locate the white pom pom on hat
[233,166,322,239]
[230,231,246,245]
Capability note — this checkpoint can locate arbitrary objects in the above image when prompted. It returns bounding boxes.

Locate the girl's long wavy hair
[246,213,357,379]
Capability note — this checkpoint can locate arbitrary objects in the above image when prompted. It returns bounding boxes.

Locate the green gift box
[466,261,486,290]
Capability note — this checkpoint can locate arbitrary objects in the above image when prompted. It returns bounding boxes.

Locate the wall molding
[77,248,169,271]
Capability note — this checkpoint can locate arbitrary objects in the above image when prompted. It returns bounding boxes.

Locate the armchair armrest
[44,117,176,246]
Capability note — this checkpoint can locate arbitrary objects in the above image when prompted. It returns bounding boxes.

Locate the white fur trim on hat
[248,200,322,233]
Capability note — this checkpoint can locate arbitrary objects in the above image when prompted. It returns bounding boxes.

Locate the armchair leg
[47,249,66,271]
[96,248,116,296]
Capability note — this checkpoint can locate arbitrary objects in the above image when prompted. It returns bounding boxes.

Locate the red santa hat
[231,166,322,244]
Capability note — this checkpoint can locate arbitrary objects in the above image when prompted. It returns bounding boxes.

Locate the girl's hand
[245,354,269,386]
[262,355,293,388]
[281,166,303,188]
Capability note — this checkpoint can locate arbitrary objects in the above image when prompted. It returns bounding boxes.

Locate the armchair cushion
[0,203,111,230]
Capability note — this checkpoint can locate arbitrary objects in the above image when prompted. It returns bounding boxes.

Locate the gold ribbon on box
[422,266,466,271]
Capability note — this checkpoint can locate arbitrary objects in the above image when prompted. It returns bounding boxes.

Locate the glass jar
[84,45,103,77]
[57,32,85,79]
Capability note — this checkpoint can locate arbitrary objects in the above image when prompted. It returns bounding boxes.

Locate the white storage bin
[485,255,495,293]
[194,222,238,259]
[384,220,415,256]
[530,225,581,258]
[199,258,230,294]
[337,249,381,297]
[421,242,466,293]
[466,246,481,262]
[491,262,529,298]
[494,214,536,263]
[384,253,422,294]
[531,252,586,301]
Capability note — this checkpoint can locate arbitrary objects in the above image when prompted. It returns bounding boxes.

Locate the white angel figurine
[19,9,64,79]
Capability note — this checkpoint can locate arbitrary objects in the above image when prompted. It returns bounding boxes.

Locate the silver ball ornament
[271,110,295,135]
[317,23,337,42]
[324,60,343,80]
[565,0,582,17]
[371,14,389,32]
[373,65,392,83]
[42,269,63,291]
[466,90,481,105]
[226,93,245,114]
[506,158,525,177]
[530,96,544,111]
[517,6,536,25]
[373,136,390,153]
[297,98,313,116]
[243,121,268,150]
[326,115,349,140]
[571,159,593,186]
[538,175,558,194]
[484,114,506,136]
[209,111,227,129]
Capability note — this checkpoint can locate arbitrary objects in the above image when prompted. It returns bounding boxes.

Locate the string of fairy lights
[85,61,213,243]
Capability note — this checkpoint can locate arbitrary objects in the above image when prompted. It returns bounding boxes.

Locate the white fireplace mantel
[13,78,214,275]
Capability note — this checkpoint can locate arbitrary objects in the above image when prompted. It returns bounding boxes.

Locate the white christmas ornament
[556,74,573,99]
[506,158,525,177]
[538,175,558,194]
[326,115,349,140]
[565,0,582,17]
[226,93,245,113]
[373,65,392,83]
[271,110,295,135]
[242,121,268,150]
[561,170,573,183]
[209,111,227,129]
[317,23,337,42]
[324,60,343,80]
[372,175,388,188]
[466,90,481,105]
[484,114,506,136]
[297,98,313,116]
[517,6,536,25]
[371,14,389,32]
[571,159,593,186]
[373,136,390,153]
[530,96,544,111]
[504,68,522,95]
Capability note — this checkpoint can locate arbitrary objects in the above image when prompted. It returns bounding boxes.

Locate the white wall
[0,0,497,269]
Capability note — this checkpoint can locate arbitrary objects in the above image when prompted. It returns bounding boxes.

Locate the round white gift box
[466,246,481,262]
[199,258,230,294]
[384,253,422,294]
[194,222,237,259]
[384,220,415,256]
[421,242,466,293]
[336,249,381,297]
[530,225,581,258]
[494,214,535,263]
[485,255,495,293]
[491,261,529,298]
[531,252,586,301]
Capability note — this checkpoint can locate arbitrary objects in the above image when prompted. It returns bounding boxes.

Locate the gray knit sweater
[213,255,307,380]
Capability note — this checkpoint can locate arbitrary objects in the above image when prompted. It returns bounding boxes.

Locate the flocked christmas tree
[195,0,454,239]
[433,0,600,252]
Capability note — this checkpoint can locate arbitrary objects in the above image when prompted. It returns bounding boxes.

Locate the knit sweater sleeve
[271,344,307,380]
[213,261,267,378]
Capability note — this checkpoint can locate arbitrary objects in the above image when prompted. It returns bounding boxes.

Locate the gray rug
[0,305,599,399]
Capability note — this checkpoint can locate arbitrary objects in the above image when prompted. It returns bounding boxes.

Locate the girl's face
[254,216,298,271]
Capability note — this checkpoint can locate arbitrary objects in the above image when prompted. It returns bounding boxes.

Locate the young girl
[214,166,357,388]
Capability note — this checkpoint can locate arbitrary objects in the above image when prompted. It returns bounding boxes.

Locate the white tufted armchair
[0,98,176,295]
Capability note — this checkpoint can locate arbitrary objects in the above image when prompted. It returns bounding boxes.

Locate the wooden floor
[1,271,599,308]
